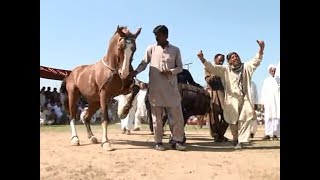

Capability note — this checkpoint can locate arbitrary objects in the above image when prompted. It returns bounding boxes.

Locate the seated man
[40,106,50,125]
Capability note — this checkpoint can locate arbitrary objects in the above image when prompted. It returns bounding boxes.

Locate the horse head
[105,26,141,80]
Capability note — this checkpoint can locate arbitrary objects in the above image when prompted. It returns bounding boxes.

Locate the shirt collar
[157,41,170,47]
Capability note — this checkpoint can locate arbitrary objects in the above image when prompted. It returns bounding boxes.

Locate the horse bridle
[101,37,135,72]
[99,36,136,93]
[101,58,119,72]
[101,37,135,74]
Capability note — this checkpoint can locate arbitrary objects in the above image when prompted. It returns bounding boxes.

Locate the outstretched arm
[257,40,265,56]
[197,50,225,77]
[246,40,265,73]
[130,45,153,78]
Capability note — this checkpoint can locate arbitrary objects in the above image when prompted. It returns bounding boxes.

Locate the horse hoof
[101,141,115,151]
[182,136,187,144]
[70,138,80,146]
[89,136,98,144]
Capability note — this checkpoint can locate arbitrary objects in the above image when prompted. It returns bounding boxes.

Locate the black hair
[226,52,239,61]
[153,25,168,36]
[214,53,225,60]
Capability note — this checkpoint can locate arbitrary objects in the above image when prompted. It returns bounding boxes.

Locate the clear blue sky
[40,0,279,101]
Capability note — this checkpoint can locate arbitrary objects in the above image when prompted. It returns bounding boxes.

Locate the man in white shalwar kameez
[197,40,265,149]
[261,64,280,140]
[117,93,137,135]
[275,60,280,122]
[275,60,280,85]
[133,82,148,131]
[250,81,258,138]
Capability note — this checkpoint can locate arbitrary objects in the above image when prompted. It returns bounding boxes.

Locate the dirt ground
[40,123,280,180]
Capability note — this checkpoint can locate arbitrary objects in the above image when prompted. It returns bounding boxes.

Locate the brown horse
[60,26,142,151]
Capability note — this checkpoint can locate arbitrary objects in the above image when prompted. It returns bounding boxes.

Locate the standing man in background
[205,53,229,142]
[133,82,148,131]
[261,64,280,140]
[250,81,259,138]
[118,93,137,135]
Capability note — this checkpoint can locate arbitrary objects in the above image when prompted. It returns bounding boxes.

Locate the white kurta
[275,61,280,84]
[118,94,137,131]
[276,62,280,119]
[203,53,263,124]
[275,61,280,118]
[135,43,185,142]
[261,75,280,136]
[250,81,258,104]
[134,89,147,128]
[135,43,183,107]
[135,89,147,117]
[250,81,258,134]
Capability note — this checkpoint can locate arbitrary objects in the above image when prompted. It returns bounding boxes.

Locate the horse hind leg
[67,85,81,146]
[84,102,100,144]
[60,79,69,113]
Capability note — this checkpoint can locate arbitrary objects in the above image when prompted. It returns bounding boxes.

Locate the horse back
[179,83,211,116]
[66,64,101,99]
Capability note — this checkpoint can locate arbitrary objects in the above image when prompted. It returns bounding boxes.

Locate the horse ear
[132,27,142,39]
[117,25,126,37]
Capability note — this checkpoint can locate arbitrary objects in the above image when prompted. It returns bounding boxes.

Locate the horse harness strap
[101,58,118,72]
[99,58,120,93]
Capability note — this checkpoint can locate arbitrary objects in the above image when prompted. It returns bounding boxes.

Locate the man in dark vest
[205,53,229,142]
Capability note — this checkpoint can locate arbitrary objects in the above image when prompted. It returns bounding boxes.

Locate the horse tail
[60,79,67,94]
[60,79,69,111]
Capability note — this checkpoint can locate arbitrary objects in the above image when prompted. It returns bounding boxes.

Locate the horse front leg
[99,92,114,151]
[84,102,100,144]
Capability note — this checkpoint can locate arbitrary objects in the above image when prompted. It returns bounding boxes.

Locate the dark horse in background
[146,69,212,144]
[60,26,141,151]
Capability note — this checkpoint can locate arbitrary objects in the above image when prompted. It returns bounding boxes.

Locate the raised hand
[197,50,204,61]
[256,40,265,54]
